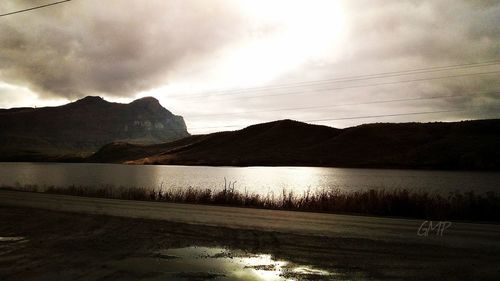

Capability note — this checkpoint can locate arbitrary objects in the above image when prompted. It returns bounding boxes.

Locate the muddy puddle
[0,236,28,264]
[109,246,341,280]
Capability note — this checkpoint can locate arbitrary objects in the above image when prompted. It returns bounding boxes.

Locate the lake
[0,162,498,195]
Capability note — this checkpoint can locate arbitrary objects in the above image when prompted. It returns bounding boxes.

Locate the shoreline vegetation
[2,182,500,222]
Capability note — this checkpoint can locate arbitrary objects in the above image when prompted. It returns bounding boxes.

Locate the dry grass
[3,182,500,222]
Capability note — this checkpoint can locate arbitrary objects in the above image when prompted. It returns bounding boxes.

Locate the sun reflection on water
[110,246,336,280]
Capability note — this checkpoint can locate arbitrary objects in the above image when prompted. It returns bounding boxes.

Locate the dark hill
[88,119,500,170]
[89,120,340,164]
[0,96,189,160]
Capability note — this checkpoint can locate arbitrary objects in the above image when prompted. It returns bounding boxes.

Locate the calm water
[0,162,498,194]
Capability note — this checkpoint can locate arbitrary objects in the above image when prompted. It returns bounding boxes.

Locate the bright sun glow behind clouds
[138,0,349,134]
[151,0,347,96]
[218,0,347,86]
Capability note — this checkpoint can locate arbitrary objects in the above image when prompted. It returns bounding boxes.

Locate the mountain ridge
[88,118,500,170]
[0,96,189,161]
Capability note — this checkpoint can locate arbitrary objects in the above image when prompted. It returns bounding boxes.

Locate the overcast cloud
[0,0,499,132]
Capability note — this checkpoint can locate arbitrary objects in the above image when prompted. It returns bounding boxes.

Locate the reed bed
[3,182,500,222]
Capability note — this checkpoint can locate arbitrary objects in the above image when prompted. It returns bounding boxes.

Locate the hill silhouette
[0,96,188,161]
[89,119,500,170]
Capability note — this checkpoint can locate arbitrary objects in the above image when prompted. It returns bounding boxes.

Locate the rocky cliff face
[0,96,189,160]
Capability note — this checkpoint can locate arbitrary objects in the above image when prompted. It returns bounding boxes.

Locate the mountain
[88,119,500,170]
[0,96,189,161]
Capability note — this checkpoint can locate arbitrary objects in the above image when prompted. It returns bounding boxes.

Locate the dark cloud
[0,0,248,99]
[341,1,500,62]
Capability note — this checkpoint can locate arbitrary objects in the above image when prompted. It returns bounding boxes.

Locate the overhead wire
[169,60,500,100]
[176,70,500,103]
[0,0,71,17]
[187,93,484,119]
[187,106,500,132]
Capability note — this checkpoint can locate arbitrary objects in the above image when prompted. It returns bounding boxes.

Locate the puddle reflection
[0,236,28,262]
[0,237,26,242]
[111,246,337,280]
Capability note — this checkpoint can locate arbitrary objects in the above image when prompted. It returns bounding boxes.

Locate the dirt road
[1,189,500,280]
[1,189,499,249]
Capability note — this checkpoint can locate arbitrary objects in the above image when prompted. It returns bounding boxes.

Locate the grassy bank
[3,183,500,222]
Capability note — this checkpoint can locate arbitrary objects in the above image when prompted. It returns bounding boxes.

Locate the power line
[187,107,498,131]
[0,0,71,17]
[182,70,500,103]
[303,110,467,123]
[187,93,476,119]
[186,109,465,131]
[169,60,500,100]
[110,101,498,133]
[134,108,472,132]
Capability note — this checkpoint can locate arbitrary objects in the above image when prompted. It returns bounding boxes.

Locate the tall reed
[3,183,499,222]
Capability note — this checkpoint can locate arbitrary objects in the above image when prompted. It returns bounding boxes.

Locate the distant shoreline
[2,119,499,171]
[2,159,500,172]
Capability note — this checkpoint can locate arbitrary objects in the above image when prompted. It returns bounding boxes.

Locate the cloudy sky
[0,0,499,133]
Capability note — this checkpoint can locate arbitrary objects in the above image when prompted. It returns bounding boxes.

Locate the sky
[0,0,499,134]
